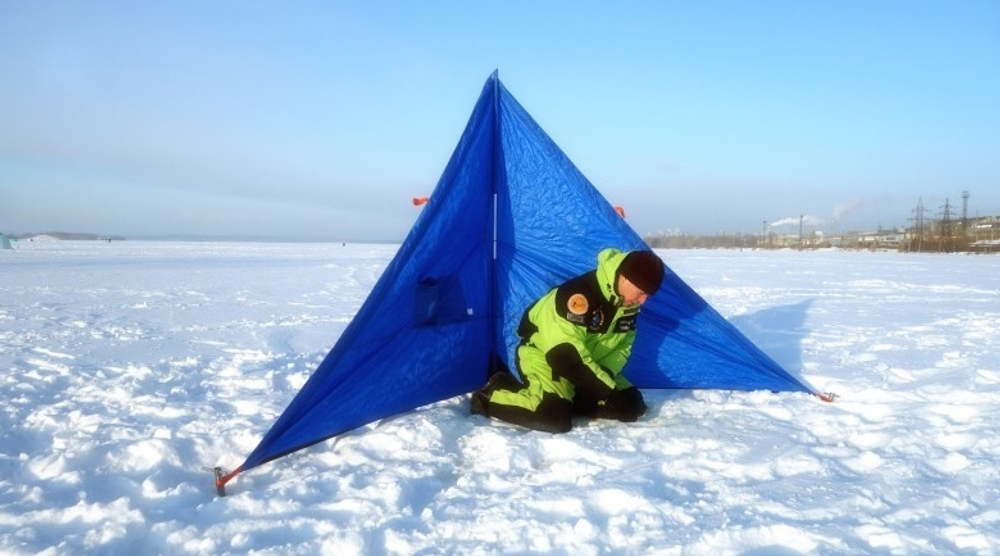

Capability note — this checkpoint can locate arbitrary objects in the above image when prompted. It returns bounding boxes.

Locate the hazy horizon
[3,2,999,241]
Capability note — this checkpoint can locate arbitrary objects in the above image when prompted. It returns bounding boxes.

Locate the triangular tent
[217,71,818,492]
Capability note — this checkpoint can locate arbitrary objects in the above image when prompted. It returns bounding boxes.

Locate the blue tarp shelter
[217,72,818,492]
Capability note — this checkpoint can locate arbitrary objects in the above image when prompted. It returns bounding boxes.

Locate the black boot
[470,371,521,417]
[470,389,490,417]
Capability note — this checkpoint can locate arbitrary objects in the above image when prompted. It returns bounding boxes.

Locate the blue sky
[2,1,999,241]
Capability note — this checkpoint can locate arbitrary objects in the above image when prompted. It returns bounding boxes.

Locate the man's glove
[599,387,647,422]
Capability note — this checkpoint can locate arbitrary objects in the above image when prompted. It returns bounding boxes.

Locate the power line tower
[909,197,926,252]
[939,198,955,252]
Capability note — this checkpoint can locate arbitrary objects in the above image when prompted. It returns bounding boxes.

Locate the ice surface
[1,241,998,555]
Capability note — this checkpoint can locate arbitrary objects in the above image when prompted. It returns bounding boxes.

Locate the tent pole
[488,72,501,377]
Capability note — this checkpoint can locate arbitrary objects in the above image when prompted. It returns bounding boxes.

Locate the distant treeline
[16,232,127,241]
[644,233,760,249]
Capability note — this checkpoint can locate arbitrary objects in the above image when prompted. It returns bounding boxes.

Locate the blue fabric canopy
[233,72,816,476]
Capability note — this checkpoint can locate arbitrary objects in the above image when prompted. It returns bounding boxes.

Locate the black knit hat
[620,250,664,294]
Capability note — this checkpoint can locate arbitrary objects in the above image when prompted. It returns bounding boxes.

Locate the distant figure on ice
[470,248,665,433]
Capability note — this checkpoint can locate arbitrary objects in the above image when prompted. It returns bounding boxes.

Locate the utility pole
[799,214,804,250]
[962,190,970,239]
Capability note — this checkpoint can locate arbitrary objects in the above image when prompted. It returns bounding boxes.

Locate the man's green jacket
[515,248,641,401]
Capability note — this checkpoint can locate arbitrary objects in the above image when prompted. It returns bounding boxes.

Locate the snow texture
[1,241,998,555]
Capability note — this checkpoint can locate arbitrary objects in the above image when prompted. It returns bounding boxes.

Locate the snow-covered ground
[1,241,998,555]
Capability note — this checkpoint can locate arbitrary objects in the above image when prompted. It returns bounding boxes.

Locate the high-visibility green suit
[473,248,649,432]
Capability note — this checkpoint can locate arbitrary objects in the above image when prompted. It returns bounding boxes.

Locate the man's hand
[599,387,647,422]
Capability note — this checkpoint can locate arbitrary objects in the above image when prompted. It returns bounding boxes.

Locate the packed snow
[2,241,998,555]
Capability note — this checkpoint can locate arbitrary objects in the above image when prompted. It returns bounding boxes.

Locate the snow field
[1,242,998,555]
